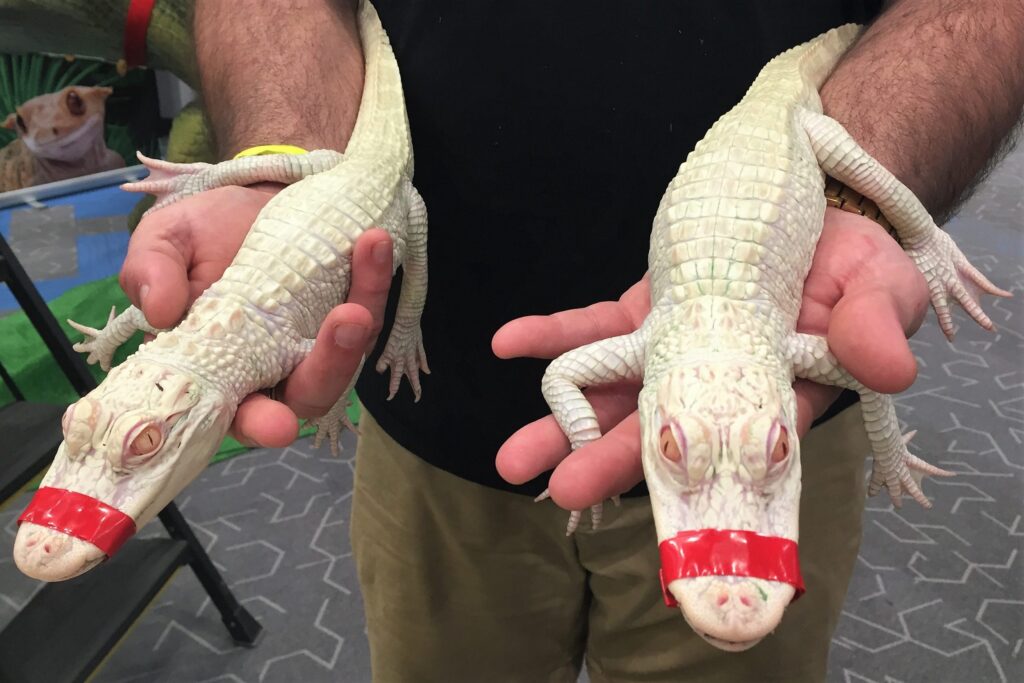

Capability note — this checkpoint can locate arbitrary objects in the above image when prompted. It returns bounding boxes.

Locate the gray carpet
[1,147,1021,682]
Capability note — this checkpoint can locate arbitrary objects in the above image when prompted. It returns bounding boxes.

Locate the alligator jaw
[670,575,794,652]
[13,522,106,582]
[697,632,763,653]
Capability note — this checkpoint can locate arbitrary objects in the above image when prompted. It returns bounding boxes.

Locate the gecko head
[2,86,111,162]
[639,362,802,651]
[14,360,233,581]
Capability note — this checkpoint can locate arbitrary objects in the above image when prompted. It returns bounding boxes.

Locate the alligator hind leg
[123,149,346,214]
[786,333,953,507]
[376,185,430,400]
[799,109,1010,339]
[69,305,166,371]
[540,328,647,534]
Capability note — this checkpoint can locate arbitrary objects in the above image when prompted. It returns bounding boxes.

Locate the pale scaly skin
[541,25,1009,652]
[14,1,429,582]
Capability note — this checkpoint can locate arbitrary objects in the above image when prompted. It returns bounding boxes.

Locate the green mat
[0,275,358,466]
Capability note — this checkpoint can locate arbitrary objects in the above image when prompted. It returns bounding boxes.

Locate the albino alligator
[541,24,1009,652]
[14,0,428,582]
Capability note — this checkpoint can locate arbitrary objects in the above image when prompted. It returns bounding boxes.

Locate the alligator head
[14,360,232,581]
[639,361,802,651]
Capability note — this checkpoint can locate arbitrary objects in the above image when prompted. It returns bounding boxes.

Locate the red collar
[658,529,805,607]
[18,487,136,557]
[123,0,157,69]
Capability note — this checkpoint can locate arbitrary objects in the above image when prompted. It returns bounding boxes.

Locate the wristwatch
[823,176,899,240]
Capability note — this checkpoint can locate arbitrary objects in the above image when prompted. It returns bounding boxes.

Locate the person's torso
[356,0,881,495]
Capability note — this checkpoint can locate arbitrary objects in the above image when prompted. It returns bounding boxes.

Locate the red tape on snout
[658,529,805,607]
[17,487,136,557]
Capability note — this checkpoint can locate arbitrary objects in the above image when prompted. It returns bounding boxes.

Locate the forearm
[821,0,1024,219]
[194,0,364,159]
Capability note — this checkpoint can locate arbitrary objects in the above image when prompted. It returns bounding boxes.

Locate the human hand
[492,208,929,510]
[120,184,394,447]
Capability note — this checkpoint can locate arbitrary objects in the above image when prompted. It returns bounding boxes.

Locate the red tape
[18,487,136,557]
[658,529,805,607]
[123,0,157,69]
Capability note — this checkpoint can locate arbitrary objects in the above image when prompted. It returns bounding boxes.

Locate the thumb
[120,240,191,330]
[827,286,918,394]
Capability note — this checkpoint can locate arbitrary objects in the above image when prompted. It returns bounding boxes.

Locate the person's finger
[793,379,842,437]
[230,393,300,447]
[278,302,374,418]
[493,279,650,360]
[347,228,394,342]
[547,411,644,510]
[497,414,573,485]
[492,301,637,360]
[496,384,638,484]
[828,286,919,394]
[120,215,192,329]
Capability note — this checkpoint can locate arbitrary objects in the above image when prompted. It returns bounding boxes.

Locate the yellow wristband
[233,144,309,159]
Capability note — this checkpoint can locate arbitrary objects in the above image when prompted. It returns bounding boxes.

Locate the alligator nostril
[43,543,52,553]
[739,595,752,607]
[717,594,729,606]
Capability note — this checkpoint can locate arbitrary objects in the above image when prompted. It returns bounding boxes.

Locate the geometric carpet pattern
[1,435,371,683]
[1,149,1021,682]
[826,146,1024,683]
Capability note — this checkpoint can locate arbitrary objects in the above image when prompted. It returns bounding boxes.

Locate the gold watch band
[824,176,898,239]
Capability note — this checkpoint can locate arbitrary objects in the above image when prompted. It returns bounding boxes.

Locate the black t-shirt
[356,1,882,496]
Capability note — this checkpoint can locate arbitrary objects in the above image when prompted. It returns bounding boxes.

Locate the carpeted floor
[0,147,1021,682]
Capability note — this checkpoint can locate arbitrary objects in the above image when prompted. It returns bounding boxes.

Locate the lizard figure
[1,85,124,192]
[540,25,1009,652]
[13,0,429,582]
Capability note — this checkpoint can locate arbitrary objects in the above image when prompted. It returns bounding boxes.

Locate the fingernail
[139,284,150,303]
[372,241,391,265]
[235,434,259,448]
[334,322,368,349]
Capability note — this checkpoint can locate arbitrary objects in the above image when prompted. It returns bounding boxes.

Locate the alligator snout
[669,576,794,652]
[13,522,106,581]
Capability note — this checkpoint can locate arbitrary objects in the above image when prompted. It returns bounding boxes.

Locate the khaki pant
[350,406,867,683]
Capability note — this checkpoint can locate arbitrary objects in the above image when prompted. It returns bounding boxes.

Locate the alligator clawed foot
[907,230,1012,340]
[67,305,119,371]
[534,489,607,535]
[309,398,359,456]
[375,325,429,401]
[122,153,214,212]
[867,430,955,509]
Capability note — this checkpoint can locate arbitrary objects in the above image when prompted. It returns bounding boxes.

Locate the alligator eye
[123,424,164,468]
[66,90,85,116]
[15,114,26,131]
[660,425,681,462]
[770,425,789,465]
[130,425,162,455]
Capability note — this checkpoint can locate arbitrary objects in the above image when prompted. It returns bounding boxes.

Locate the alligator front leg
[800,109,1011,338]
[268,337,361,456]
[541,327,647,533]
[68,305,166,371]
[786,333,953,507]
[308,356,364,456]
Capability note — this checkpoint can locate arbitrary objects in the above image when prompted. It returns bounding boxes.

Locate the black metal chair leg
[0,359,25,401]
[0,233,95,395]
[2,228,263,647]
[158,504,263,645]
